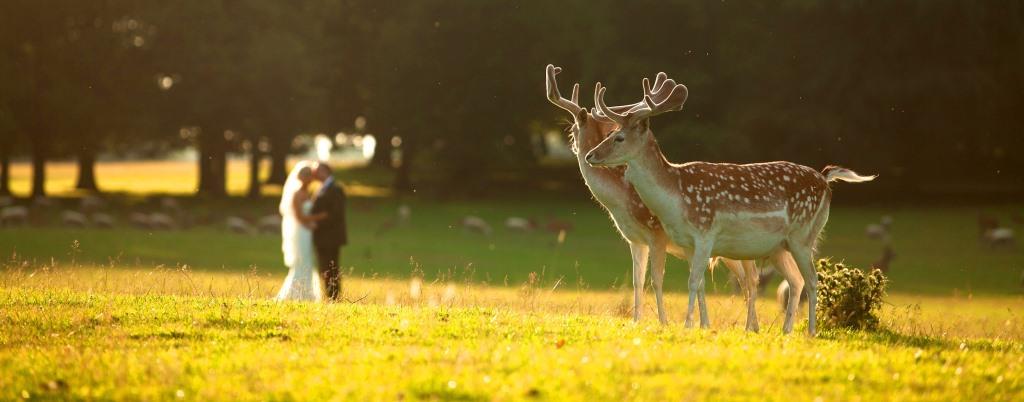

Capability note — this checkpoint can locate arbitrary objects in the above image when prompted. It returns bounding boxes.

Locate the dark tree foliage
[0,0,1020,198]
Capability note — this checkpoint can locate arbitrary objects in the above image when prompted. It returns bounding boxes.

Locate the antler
[545,64,582,115]
[638,79,688,119]
[593,83,627,126]
[594,76,688,126]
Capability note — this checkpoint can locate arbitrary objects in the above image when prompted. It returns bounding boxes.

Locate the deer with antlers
[545,65,802,331]
[586,78,875,335]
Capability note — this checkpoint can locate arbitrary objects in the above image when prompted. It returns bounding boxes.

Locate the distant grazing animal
[978,213,999,239]
[398,205,412,223]
[61,210,88,227]
[148,213,176,230]
[546,64,801,330]
[460,216,492,235]
[982,227,1015,248]
[505,217,536,232]
[258,215,282,234]
[226,216,254,235]
[586,76,875,335]
[0,206,29,226]
[129,212,151,229]
[91,213,115,228]
[865,215,893,241]
[872,246,896,274]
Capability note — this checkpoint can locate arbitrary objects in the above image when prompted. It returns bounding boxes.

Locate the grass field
[2,267,1023,401]
[2,160,1024,400]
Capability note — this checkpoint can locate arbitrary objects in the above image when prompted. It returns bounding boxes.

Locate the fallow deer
[586,79,875,335]
[545,65,800,330]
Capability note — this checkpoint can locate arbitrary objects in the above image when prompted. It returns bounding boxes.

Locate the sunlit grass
[1,265,1022,400]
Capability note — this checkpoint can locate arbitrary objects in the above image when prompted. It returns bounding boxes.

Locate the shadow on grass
[819,327,1021,353]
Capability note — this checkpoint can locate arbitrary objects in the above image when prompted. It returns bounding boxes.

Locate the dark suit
[311,176,347,301]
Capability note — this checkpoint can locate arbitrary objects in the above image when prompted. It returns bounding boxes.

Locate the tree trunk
[75,145,99,192]
[30,134,47,198]
[0,141,10,196]
[369,135,393,168]
[247,142,262,198]
[197,128,227,197]
[265,136,289,185]
[392,141,414,194]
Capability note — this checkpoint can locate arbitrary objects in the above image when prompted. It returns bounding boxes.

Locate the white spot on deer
[777,185,785,191]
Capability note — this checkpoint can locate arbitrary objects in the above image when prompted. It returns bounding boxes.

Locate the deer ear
[576,109,588,123]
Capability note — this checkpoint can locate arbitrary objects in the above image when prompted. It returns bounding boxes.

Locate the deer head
[585,77,688,166]
[545,64,675,155]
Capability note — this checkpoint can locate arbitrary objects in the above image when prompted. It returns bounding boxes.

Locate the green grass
[3,198,1023,295]
[3,161,1024,400]
[1,268,1022,401]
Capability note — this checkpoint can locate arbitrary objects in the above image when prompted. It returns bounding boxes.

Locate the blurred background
[0,1,1022,294]
[1,0,1022,200]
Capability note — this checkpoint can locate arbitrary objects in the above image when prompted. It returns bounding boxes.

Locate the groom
[311,162,348,301]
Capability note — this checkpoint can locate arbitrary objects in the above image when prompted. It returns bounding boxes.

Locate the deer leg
[649,241,669,325]
[788,245,818,337]
[686,243,712,329]
[720,258,755,331]
[742,260,760,332]
[773,251,804,334]
[629,242,650,323]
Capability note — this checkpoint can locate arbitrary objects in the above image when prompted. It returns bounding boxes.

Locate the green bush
[815,258,888,330]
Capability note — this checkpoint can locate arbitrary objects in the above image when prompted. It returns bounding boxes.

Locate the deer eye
[614,134,625,143]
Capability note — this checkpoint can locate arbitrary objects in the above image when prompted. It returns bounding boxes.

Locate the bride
[276,161,327,301]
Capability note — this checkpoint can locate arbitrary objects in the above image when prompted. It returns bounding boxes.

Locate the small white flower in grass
[483,375,492,384]
[955,367,963,376]
[580,355,590,364]
[847,373,855,381]
[632,337,641,346]
[176,389,185,399]
[892,373,900,381]
[996,375,1004,383]
[447,380,457,389]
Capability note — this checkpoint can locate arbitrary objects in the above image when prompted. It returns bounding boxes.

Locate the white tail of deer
[546,64,801,331]
[587,77,874,336]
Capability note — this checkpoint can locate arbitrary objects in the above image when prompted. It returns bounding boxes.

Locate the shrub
[815,258,888,330]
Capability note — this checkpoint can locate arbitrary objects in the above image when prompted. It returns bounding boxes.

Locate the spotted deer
[586,79,875,335]
[545,65,799,331]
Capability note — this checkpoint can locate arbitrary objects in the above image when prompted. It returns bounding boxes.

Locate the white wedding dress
[276,199,323,302]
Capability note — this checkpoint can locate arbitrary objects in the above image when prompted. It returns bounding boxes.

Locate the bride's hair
[279,161,315,217]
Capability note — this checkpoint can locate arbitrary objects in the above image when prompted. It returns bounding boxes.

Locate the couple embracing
[276,161,347,302]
